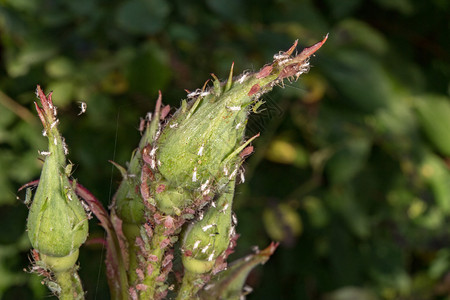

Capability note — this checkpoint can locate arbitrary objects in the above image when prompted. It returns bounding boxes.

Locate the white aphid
[192,167,197,182]
[226,105,241,111]
[201,244,210,253]
[238,74,248,84]
[229,167,238,180]
[202,224,213,232]
[200,180,209,191]
[198,144,204,156]
[221,203,229,213]
[150,147,157,157]
[193,240,201,250]
[240,171,245,183]
[50,119,59,129]
[78,102,87,115]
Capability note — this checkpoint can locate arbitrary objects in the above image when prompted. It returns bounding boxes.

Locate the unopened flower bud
[181,181,234,274]
[27,86,88,272]
[156,35,328,192]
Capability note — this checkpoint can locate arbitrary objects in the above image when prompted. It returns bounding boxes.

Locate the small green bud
[27,86,88,272]
[152,179,192,215]
[181,181,235,274]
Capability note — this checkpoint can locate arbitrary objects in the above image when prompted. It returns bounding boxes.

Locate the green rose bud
[155,35,328,192]
[181,180,235,274]
[27,86,88,272]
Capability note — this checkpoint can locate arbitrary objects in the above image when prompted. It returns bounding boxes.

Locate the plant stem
[139,223,167,299]
[176,270,201,300]
[123,223,140,284]
[54,269,85,300]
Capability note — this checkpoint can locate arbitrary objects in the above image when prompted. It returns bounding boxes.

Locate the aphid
[24,188,33,206]
[200,180,209,191]
[78,102,87,115]
[65,164,73,177]
[62,138,69,155]
[226,105,241,111]
[232,213,238,226]
[240,170,245,183]
[38,150,51,156]
[201,244,210,253]
[50,119,59,129]
[240,146,254,158]
[252,101,265,113]
[187,89,201,98]
[207,251,215,261]
[160,105,170,120]
[147,264,154,276]
[221,203,229,213]
[202,224,213,232]
[248,84,261,97]
[148,254,158,262]
[192,167,197,182]
[238,73,248,84]
[229,167,238,180]
[198,144,205,156]
[193,240,201,249]
[138,118,145,133]
[136,268,145,281]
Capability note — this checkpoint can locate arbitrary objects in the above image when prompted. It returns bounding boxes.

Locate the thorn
[291,34,328,65]
[284,40,298,57]
[225,62,234,92]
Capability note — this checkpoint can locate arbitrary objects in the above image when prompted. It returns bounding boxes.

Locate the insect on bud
[181,181,234,274]
[27,86,88,273]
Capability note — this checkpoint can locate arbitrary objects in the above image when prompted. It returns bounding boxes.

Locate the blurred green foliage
[0,0,449,299]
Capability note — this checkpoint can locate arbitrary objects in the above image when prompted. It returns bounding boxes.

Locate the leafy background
[0,0,449,299]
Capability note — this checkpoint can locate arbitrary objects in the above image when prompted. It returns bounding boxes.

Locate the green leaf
[198,242,279,300]
[414,95,450,156]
